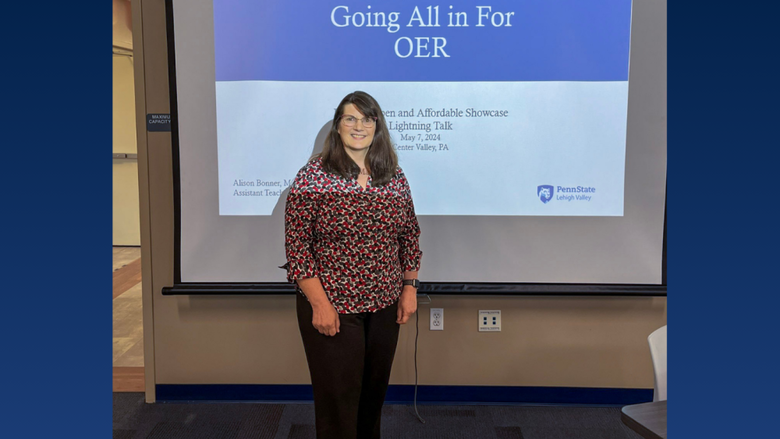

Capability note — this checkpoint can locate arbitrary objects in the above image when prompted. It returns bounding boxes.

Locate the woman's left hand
[396,286,418,324]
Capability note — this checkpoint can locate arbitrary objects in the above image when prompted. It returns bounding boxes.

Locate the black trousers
[296,293,400,439]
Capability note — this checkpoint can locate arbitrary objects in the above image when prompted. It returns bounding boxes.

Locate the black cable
[412,310,425,423]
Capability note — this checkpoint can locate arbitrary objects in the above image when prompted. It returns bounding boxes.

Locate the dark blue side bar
[156,384,652,406]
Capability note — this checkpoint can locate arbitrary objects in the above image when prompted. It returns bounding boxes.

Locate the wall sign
[147,113,171,132]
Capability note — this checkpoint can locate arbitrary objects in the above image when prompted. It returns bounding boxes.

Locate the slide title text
[330,5,515,58]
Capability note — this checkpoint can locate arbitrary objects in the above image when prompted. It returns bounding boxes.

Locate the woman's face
[337,103,375,152]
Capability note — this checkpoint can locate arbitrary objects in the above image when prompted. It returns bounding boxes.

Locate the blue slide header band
[213,0,632,82]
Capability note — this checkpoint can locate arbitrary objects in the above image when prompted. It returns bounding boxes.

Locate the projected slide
[213,0,632,217]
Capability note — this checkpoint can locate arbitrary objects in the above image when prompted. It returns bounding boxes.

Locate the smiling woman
[337,106,376,153]
[320,91,398,187]
[283,91,422,439]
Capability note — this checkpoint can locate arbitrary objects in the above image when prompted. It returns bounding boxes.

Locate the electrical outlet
[478,310,501,331]
[430,308,444,330]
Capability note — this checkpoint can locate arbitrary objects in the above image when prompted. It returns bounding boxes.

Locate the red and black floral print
[284,157,422,314]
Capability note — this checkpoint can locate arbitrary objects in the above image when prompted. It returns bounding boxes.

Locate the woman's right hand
[311,302,340,336]
[295,277,340,336]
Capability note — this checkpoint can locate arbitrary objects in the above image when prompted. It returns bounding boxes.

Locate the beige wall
[113,0,140,246]
[113,55,141,246]
[133,0,666,402]
[114,0,133,50]
[149,294,665,389]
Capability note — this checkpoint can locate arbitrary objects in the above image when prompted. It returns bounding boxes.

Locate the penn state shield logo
[537,185,554,204]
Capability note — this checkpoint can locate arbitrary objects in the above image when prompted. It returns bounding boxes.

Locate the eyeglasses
[340,115,377,128]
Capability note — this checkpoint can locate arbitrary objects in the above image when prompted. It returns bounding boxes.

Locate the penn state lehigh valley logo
[537,185,554,204]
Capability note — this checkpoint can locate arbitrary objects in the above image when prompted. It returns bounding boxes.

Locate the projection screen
[164,0,667,294]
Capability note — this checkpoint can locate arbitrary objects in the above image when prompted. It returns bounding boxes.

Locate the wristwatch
[402,279,420,289]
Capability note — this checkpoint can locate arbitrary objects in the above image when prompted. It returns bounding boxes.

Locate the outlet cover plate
[479,310,501,331]
[430,308,444,330]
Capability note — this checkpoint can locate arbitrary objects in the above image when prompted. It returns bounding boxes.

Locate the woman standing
[284,91,422,439]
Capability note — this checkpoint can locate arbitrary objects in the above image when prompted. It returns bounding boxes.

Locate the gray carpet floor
[114,393,645,439]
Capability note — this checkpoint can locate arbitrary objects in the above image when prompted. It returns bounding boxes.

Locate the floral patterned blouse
[284,157,422,313]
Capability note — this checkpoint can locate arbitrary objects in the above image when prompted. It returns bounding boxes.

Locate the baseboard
[155,384,652,406]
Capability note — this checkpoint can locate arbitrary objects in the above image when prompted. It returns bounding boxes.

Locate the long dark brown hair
[318,91,398,186]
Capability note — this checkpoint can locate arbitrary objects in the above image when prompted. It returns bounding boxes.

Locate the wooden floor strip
[113,258,142,299]
[113,367,145,392]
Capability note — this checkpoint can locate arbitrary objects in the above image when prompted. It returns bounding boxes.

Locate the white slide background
[216,81,628,216]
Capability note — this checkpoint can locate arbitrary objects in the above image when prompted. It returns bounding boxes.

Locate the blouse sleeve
[397,171,423,272]
[284,165,321,282]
